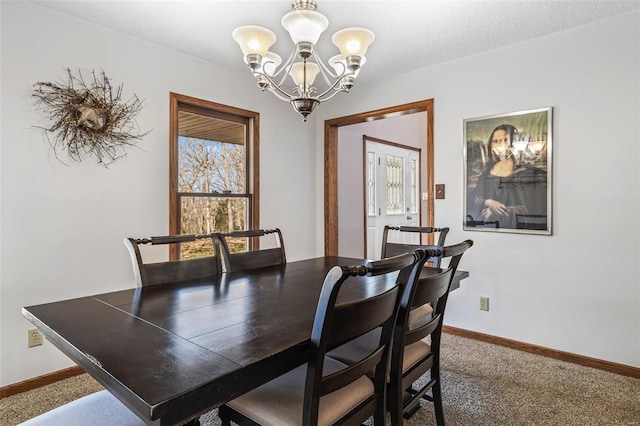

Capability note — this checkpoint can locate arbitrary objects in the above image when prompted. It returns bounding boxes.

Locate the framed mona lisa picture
[463,107,552,235]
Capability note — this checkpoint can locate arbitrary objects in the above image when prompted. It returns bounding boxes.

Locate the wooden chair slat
[218,228,286,272]
[124,234,222,287]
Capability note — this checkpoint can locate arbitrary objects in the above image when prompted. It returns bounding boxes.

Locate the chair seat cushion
[18,390,144,426]
[225,357,374,426]
[403,339,431,371]
[408,303,433,326]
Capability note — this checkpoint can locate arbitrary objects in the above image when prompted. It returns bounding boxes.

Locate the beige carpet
[2,334,639,425]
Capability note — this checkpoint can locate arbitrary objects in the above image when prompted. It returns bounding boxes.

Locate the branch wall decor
[33,68,151,166]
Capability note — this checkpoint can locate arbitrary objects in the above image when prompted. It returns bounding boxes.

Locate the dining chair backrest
[218,228,286,272]
[381,225,449,267]
[389,239,473,425]
[124,233,222,287]
[218,249,428,426]
[303,249,429,424]
[406,240,472,318]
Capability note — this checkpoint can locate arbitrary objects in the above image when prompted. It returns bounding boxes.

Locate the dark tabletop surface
[22,256,468,425]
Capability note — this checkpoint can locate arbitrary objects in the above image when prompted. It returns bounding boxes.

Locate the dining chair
[380,225,450,326]
[381,225,449,267]
[18,390,145,425]
[328,240,473,426]
[123,233,222,286]
[218,228,286,272]
[217,249,429,426]
[18,389,204,426]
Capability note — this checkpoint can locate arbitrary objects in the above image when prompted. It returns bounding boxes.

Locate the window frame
[169,92,260,259]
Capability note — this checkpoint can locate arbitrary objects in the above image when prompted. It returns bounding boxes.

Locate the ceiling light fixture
[232,0,374,121]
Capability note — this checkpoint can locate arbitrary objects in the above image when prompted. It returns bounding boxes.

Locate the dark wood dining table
[22,256,469,426]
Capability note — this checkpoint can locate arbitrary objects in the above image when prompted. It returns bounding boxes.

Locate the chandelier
[232,0,375,121]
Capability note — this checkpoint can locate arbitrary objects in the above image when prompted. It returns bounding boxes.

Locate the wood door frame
[324,99,434,256]
[362,135,422,257]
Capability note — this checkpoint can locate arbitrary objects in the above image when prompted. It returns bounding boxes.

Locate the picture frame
[463,107,552,235]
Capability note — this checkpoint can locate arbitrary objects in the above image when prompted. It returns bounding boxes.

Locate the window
[170,93,259,259]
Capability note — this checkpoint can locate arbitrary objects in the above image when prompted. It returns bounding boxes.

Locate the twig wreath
[33,68,150,166]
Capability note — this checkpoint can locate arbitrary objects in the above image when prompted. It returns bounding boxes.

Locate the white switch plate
[480,296,490,311]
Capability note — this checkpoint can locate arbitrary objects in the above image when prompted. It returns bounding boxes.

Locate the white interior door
[365,141,420,260]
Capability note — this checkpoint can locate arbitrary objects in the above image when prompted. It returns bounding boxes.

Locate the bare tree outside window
[179,137,246,232]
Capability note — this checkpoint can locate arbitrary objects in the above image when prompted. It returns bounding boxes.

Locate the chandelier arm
[270,47,299,85]
[315,59,336,87]
[266,87,294,102]
[305,46,344,88]
[315,55,352,92]
[317,86,348,103]
[314,53,342,80]
[314,69,351,100]
[253,70,297,100]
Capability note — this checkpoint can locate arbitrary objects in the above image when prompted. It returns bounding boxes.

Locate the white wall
[1,3,638,388]
[315,11,640,367]
[0,1,317,386]
[337,113,428,258]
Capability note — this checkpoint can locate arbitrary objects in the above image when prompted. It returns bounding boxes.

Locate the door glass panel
[410,158,418,214]
[386,155,404,214]
[367,151,376,217]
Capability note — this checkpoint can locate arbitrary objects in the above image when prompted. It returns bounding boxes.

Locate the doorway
[324,99,434,256]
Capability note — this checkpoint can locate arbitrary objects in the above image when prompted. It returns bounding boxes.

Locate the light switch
[435,184,445,199]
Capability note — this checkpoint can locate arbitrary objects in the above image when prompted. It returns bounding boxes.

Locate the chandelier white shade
[232,0,375,120]
[232,26,276,57]
[289,62,320,87]
[281,9,328,45]
[332,28,375,58]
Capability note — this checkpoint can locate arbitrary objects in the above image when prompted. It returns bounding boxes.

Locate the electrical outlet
[480,296,490,311]
[28,328,43,348]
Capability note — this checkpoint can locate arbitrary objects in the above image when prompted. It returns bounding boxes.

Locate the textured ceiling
[34,0,640,85]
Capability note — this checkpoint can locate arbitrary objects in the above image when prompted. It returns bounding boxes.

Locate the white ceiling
[33,0,640,84]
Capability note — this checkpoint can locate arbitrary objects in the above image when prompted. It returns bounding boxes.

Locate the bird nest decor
[33,68,150,166]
